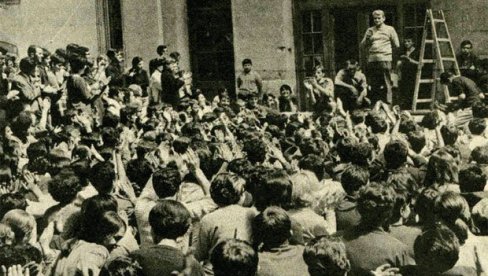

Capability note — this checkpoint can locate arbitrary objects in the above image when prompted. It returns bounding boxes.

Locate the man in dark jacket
[160,59,185,107]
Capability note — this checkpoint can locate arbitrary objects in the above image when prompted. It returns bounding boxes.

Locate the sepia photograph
[0,0,487,275]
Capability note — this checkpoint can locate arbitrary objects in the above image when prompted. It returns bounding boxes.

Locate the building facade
[0,0,486,107]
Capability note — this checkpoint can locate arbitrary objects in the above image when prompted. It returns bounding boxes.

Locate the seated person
[341,182,414,275]
[400,224,476,276]
[440,72,483,111]
[334,59,369,112]
[252,206,309,276]
[457,40,479,82]
[130,200,204,276]
[278,84,297,112]
[211,239,258,276]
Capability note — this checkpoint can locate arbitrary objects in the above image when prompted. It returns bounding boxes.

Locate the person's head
[0,223,14,246]
[242,58,253,73]
[472,198,488,235]
[440,124,458,146]
[336,137,357,163]
[27,45,43,62]
[210,173,246,207]
[303,235,350,276]
[252,206,291,249]
[424,149,459,187]
[247,93,259,109]
[414,223,460,274]
[169,52,180,62]
[48,169,83,205]
[1,210,36,245]
[211,239,258,276]
[298,154,326,180]
[471,145,488,164]
[289,171,317,209]
[89,161,116,194]
[81,194,118,220]
[262,93,276,108]
[107,49,123,63]
[458,164,486,193]
[383,140,408,169]
[434,191,471,244]
[279,84,292,99]
[79,210,125,248]
[69,56,87,74]
[341,165,369,196]
[407,130,426,154]
[440,71,454,85]
[18,57,36,76]
[149,199,190,243]
[372,10,385,27]
[357,182,396,229]
[126,159,153,194]
[314,65,325,79]
[350,142,373,166]
[404,37,414,49]
[152,166,182,199]
[131,56,143,70]
[253,169,292,211]
[100,256,143,276]
[365,112,387,134]
[156,45,167,56]
[345,59,359,74]
[460,40,473,56]
[0,193,27,220]
[468,117,486,135]
[243,138,267,164]
[415,188,439,226]
[388,186,413,225]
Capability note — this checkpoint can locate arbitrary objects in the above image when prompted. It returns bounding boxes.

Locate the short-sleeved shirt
[237,70,262,94]
[335,69,368,91]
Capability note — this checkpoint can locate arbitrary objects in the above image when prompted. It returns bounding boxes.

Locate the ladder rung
[420,79,435,84]
[437,38,450,42]
[441,57,456,61]
[416,99,432,103]
[433,19,446,23]
[422,59,434,63]
[425,39,434,43]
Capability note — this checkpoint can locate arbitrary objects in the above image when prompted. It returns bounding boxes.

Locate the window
[0,0,20,5]
[404,4,426,47]
[301,10,324,77]
[106,0,123,50]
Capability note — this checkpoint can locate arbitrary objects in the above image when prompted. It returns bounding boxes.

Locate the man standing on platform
[361,10,399,105]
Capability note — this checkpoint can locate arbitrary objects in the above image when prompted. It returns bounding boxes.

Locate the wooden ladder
[411,9,461,112]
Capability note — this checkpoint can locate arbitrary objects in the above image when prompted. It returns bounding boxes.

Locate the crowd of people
[0,9,488,276]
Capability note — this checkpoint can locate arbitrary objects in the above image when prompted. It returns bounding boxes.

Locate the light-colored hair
[1,209,37,245]
[290,170,317,208]
[372,10,385,17]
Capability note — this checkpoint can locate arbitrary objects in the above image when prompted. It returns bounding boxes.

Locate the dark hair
[471,145,488,164]
[383,140,408,169]
[79,210,125,244]
[341,165,369,196]
[0,193,27,219]
[131,56,143,68]
[365,112,387,134]
[81,194,118,219]
[414,224,460,273]
[440,125,458,146]
[242,58,252,66]
[253,169,292,211]
[420,111,439,130]
[210,173,245,206]
[89,162,115,194]
[0,245,24,268]
[434,192,471,244]
[243,138,267,164]
[350,143,372,166]
[19,57,36,75]
[48,169,83,204]
[336,137,356,163]
[69,56,87,73]
[388,187,411,224]
[152,167,182,198]
[357,182,396,228]
[173,137,191,154]
[156,45,167,56]
[399,119,418,134]
[407,131,426,153]
[27,45,40,57]
[169,52,180,62]
[303,235,350,276]
[460,40,473,48]
[252,206,291,249]
[459,164,486,193]
[211,239,258,276]
[472,102,488,118]
[279,84,292,94]
[415,188,439,226]
[423,149,458,187]
[102,114,120,128]
[126,159,153,195]
[299,154,326,180]
[100,256,143,276]
[149,199,190,240]
[468,118,486,135]
[440,72,453,84]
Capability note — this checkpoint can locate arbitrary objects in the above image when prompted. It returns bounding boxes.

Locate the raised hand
[1,265,29,276]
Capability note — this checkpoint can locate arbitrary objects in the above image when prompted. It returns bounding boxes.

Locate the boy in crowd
[237,59,263,100]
